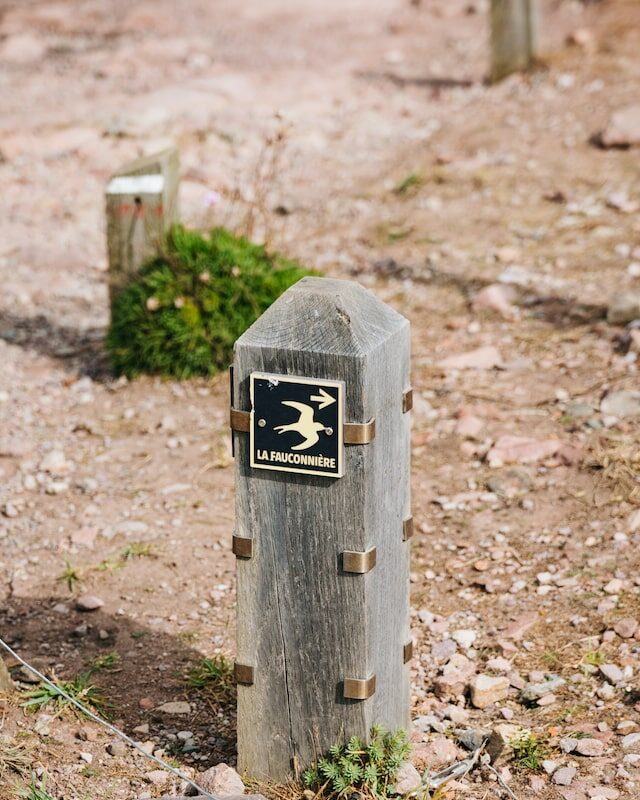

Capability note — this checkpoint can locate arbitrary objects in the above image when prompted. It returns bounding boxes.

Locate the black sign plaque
[250,372,345,478]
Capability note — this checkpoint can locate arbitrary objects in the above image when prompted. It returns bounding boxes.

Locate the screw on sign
[230,277,412,780]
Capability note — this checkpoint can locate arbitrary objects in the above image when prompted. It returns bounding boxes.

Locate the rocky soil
[1,0,640,798]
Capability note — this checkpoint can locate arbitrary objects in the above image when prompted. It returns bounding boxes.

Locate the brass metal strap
[403,516,414,542]
[229,408,376,444]
[404,640,413,664]
[403,388,413,413]
[342,547,377,574]
[343,675,376,700]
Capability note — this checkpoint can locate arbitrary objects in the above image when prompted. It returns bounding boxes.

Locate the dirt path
[1,1,640,798]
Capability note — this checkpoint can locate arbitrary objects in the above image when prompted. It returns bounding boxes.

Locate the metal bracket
[342,547,377,574]
[232,535,254,559]
[234,663,255,686]
[404,640,413,664]
[229,408,375,445]
[343,674,376,700]
[403,388,413,414]
[403,516,414,542]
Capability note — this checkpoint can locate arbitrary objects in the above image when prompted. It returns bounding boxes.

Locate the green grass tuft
[107,226,314,379]
[20,672,107,717]
[510,732,548,772]
[16,775,55,800]
[304,725,411,798]
[184,655,235,702]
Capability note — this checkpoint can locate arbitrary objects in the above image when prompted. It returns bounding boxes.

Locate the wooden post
[0,657,14,694]
[490,0,539,82]
[231,277,412,780]
[105,146,179,309]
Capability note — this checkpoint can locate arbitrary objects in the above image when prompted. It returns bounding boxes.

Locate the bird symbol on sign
[274,401,326,451]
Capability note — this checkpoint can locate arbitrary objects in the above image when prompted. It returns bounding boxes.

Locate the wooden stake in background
[490,0,539,82]
[105,146,179,309]
[231,277,412,780]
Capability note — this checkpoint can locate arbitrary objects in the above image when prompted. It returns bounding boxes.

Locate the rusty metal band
[402,516,414,542]
[232,535,254,559]
[234,663,255,686]
[342,547,377,574]
[229,408,375,445]
[343,674,376,700]
[403,640,413,664]
[229,408,250,433]
[403,388,413,413]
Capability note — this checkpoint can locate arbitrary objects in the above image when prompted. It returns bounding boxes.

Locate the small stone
[617,720,638,734]
[451,629,477,649]
[470,674,510,709]
[600,105,640,148]
[177,730,194,741]
[614,618,638,639]
[486,656,511,673]
[75,595,104,612]
[145,770,170,787]
[542,760,558,775]
[520,675,566,704]
[438,346,503,370]
[536,693,557,706]
[598,682,616,701]
[414,715,444,734]
[456,728,488,751]
[600,391,640,419]
[413,735,460,767]
[155,701,191,716]
[107,740,127,757]
[391,761,422,794]
[575,738,605,757]
[599,664,623,684]
[432,639,457,661]
[553,766,577,786]
[622,733,640,751]
[196,763,245,796]
[560,737,578,754]
[444,705,470,724]
[39,449,68,474]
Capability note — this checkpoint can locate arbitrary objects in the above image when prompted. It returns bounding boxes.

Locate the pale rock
[451,629,477,649]
[0,34,47,63]
[542,760,558,775]
[520,675,566,703]
[79,752,93,764]
[603,578,623,595]
[455,414,484,440]
[575,738,605,757]
[472,284,517,318]
[470,674,509,709]
[599,664,623,684]
[196,763,244,796]
[487,435,562,467]
[413,735,460,767]
[39,449,68,474]
[622,732,640,750]
[600,391,640,418]
[438,346,503,370]
[391,761,422,794]
[560,737,578,754]
[597,682,615,701]
[486,656,511,673]
[155,701,191,715]
[628,510,640,533]
[601,105,640,148]
[75,595,104,612]
[553,766,577,786]
[145,770,170,787]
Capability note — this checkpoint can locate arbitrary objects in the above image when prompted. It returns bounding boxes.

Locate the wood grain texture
[233,278,411,780]
[105,146,179,308]
[490,0,539,82]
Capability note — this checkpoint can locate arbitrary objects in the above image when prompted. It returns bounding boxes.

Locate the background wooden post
[490,0,539,82]
[105,146,179,309]
[232,277,411,780]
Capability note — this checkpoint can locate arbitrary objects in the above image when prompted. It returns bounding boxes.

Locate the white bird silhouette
[274,401,325,450]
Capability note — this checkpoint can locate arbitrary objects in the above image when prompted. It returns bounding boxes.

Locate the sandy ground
[1,0,640,798]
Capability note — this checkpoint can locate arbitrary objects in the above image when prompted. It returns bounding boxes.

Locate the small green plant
[57,561,80,592]
[184,655,235,702]
[510,732,548,772]
[583,650,606,667]
[20,672,107,717]
[16,775,55,800]
[0,736,33,778]
[119,542,154,561]
[86,651,120,674]
[303,725,411,798]
[107,226,314,379]
[393,172,423,196]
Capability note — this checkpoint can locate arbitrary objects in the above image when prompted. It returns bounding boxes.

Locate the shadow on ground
[0,596,236,768]
[0,311,112,380]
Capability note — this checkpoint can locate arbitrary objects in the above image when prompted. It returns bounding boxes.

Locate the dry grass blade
[588,440,640,506]
[0,735,34,778]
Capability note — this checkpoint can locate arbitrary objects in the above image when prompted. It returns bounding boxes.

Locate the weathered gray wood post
[105,146,179,309]
[490,0,539,82]
[230,277,412,780]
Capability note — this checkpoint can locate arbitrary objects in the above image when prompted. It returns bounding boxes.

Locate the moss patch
[107,226,313,379]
